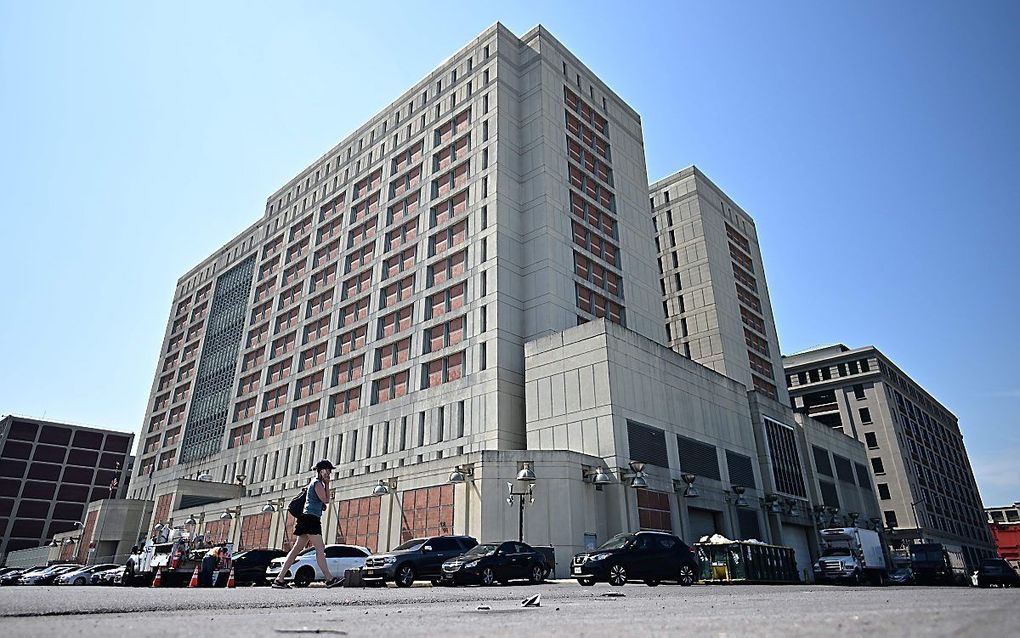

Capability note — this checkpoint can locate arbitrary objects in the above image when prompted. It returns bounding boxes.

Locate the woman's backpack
[287,488,306,518]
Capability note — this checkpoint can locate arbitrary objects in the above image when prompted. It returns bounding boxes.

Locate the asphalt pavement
[1,581,1017,637]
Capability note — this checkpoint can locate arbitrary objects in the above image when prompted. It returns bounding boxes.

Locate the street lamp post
[372,479,398,551]
[507,463,537,542]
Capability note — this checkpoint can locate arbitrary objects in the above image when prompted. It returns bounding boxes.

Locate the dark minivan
[571,531,700,587]
[362,535,477,587]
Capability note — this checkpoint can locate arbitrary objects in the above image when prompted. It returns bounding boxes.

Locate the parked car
[440,541,548,586]
[887,566,914,585]
[0,567,36,585]
[976,558,1020,588]
[90,566,124,585]
[571,531,700,587]
[265,545,370,587]
[363,535,478,587]
[231,549,287,586]
[21,564,80,585]
[57,564,120,585]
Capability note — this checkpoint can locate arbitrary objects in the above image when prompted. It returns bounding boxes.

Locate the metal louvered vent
[677,435,720,480]
[812,445,833,477]
[819,481,840,508]
[855,463,873,491]
[833,455,855,483]
[763,418,806,497]
[726,450,756,488]
[627,421,669,468]
[180,255,256,463]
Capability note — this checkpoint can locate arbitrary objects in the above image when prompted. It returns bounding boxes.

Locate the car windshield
[822,547,851,557]
[393,539,426,552]
[463,544,499,557]
[597,533,634,551]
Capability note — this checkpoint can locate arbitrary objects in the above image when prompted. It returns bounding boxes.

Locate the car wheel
[430,578,443,586]
[849,570,861,586]
[645,579,660,587]
[577,578,595,587]
[608,563,627,587]
[678,563,696,587]
[74,577,86,586]
[395,564,416,588]
[529,565,544,584]
[480,567,496,586]
[293,568,314,588]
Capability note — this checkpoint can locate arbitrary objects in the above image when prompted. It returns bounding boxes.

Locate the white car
[57,564,120,585]
[265,545,370,587]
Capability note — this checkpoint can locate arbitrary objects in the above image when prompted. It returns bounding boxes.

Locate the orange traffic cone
[151,568,162,588]
[225,566,236,589]
[188,565,200,588]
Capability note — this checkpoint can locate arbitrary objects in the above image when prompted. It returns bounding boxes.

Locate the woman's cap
[314,459,335,471]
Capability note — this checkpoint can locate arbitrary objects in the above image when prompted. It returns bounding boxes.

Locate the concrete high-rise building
[0,415,133,564]
[649,167,787,403]
[130,22,661,549]
[783,344,995,567]
[122,24,878,576]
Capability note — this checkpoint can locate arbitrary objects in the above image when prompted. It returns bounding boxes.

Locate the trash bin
[694,540,799,584]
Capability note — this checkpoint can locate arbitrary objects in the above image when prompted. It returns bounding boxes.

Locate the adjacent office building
[783,344,995,567]
[649,166,788,404]
[0,415,133,564]
[126,23,877,576]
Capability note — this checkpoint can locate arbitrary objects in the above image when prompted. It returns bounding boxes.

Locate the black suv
[441,541,549,586]
[232,548,287,586]
[976,558,1020,588]
[362,535,477,587]
[571,531,699,587]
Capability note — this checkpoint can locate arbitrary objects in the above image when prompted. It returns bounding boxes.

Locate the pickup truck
[125,535,233,587]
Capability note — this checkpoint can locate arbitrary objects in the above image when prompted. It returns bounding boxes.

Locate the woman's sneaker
[325,577,343,588]
[271,580,291,589]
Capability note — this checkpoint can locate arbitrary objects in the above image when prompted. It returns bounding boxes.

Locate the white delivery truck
[813,527,889,585]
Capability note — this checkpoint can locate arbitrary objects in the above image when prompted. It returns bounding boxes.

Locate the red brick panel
[335,496,381,553]
[204,519,231,545]
[636,488,673,533]
[282,513,297,551]
[239,512,272,550]
[399,485,454,544]
[152,492,174,530]
[77,509,98,563]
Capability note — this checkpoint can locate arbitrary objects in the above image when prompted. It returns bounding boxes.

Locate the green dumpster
[694,540,800,584]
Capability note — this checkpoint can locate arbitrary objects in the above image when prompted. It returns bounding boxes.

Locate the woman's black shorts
[294,514,322,537]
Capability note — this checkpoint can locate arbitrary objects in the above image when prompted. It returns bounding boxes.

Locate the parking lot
[1,582,1017,637]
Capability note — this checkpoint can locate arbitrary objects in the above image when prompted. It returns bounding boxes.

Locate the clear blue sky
[1,2,1017,505]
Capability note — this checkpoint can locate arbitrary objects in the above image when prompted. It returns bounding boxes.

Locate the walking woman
[272,459,342,588]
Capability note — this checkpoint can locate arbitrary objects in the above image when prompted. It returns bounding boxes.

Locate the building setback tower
[783,344,995,567]
[649,167,787,403]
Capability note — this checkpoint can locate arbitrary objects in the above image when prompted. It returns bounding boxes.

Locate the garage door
[687,507,721,543]
[782,523,815,583]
